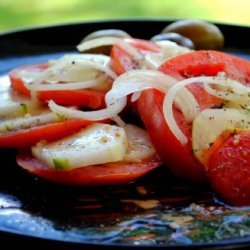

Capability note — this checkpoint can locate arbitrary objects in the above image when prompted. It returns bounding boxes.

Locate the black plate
[0,20,250,250]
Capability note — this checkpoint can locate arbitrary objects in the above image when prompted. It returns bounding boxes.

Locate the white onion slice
[48,98,126,121]
[59,54,110,66]
[27,80,98,91]
[105,70,177,105]
[144,41,191,69]
[77,37,119,52]
[163,75,250,145]
[15,71,41,84]
[203,76,250,101]
[116,39,143,62]
[77,36,142,59]
[112,115,126,127]
[105,70,199,123]
[77,37,144,67]
[32,60,116,86]
[131,91,142,102]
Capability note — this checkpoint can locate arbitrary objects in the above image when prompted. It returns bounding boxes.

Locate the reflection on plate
[0,20,250,249]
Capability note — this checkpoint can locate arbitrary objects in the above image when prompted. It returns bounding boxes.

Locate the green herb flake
[20,103,28,115]
[55,112,65,120]
[4,124,12,131]
[53,158,70,170]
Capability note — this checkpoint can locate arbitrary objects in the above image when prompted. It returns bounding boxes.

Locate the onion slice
[163,75,250,145]
[105,70,177,105]
[203,76,250,101]
[106,70,199,123]
[77,37,119,52]
[144,41,191,69]
[48,99,126,121]
[26,78,102,91]
[32,60,116,85]
[58,54,111,66]
[77,37,143,66]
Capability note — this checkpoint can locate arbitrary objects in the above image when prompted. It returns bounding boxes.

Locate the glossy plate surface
[0,20,250,249]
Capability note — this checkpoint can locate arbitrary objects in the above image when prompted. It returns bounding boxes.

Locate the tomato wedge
[110,38,160,75]
[138,51,250,182]
[17,152,162,186]
[9,64,106,109]
[0,119,93,148]
[206,130,250,206]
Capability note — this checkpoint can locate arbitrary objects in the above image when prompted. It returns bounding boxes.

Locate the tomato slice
[9,63,48,96]
[159,50,250,84]
[9,64,106,109]
[110,38,160,75]
[0,119,93,148]
[138,89,206,182]
[17,152,162,186]
[206,130,250,206]
[37,89,105,109]
[125,38,160,52]
[138,51,250,182]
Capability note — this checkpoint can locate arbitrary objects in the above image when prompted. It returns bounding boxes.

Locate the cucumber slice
[32,123,128,169]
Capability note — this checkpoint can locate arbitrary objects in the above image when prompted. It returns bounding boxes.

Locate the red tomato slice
[138,51,250,182]
[17,152,162,186]
[0,119,93,148]
[110,38,160,75]
[9,64,106,109]
[138,89,206,182]
[159,50,250,84]
[206,130,250,206]
[37,90,105,109]
[9,63,48,96]
[125,38,160,52]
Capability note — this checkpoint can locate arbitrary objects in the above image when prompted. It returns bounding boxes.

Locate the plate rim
[0,19,250,249]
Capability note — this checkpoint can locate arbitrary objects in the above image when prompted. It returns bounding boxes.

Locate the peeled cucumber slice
[32,123,128,169]
[32,123,156,170]
[0,111,62,133]
[0,75,41,119]
[123,124,155,161]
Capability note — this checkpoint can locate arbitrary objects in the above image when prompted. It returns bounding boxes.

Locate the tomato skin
[124,38,160,52]
[137,51,250,182]
[159,50,250,84]
[38,90,105,109]
[110,38,160,75]
[207,130,250,206]
[17,152,162,186]
[0,119,93,148]
[9,63,48,96]
[9,64,106,109]
[110,45,139,75]
[137,89,206,182]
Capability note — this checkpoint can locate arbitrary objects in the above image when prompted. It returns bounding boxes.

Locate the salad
[0,19,250,206]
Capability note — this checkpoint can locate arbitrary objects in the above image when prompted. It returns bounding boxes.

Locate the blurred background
[0,0,250,32]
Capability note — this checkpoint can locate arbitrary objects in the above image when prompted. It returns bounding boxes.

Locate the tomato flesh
[138,51,250,182]
[38,89,105,109]
[0,119,93,148]
[9,64,106,109]
[159,50,250,84]
[17,152,162,186]
[110,38,160,75]
[138,89,206,182]
[9,63,48,96]
[207,130,250,206]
